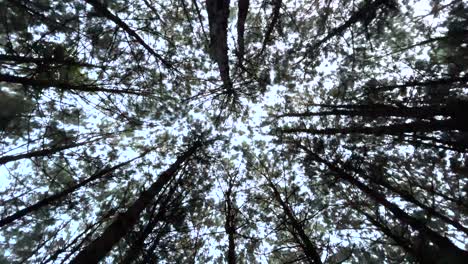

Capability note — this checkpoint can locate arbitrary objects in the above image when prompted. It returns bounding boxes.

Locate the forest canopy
[0,0,467,263]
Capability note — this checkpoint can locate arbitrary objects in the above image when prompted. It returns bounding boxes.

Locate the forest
[0,0,467,263]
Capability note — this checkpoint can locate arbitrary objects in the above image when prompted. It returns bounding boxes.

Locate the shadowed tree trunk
[70,142,202,264]
[119,181,180,264]
[0,152,148,227]
[300,145,468,263]
[264,175,322,264]
[224,179,237,264]
[281,119,467,136]
[206,0,232,90]
[236,0,249,67]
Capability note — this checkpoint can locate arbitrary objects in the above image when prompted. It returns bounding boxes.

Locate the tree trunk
[69,142,201,264]
[206,0,232,89]
[302,147,468,263]
[266,178,322,264]
[281,119,465,136]
[0,153,145,227]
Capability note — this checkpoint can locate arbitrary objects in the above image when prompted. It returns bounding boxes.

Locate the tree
[1,0,467,263]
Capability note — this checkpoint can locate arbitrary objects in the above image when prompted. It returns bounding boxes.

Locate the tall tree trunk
[274,101,467,119]
[357,208,432,264]
[257,0,281,57]
[236,0,249,67]
[206,0,232,90]
[301,146,468,263]
[224,176,237,264]
[0,140,92,165]
[70,142,201,264]
[266,177,322,264]
[307,0,392,54]
[0,153,146,227]
[119,183,178,264]
[351,165,468,235]
[84,0,172,69]
[281,119,466,136]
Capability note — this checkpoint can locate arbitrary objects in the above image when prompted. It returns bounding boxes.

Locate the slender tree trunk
[236,0,249,67]
[0,140,92,165]
[70,142,201,264]
[353,165,468,235]
[281,119,466,136]
[257,0,281,57]
[307,0,391,53]
[0,153,145,227]
[274,102,467,119]
[302,147,468,263]
[0,74,146,95]
[119,190,174,264]
[84,0,172,68]
[225,180,237,264]
[357,209,432,264]
[266,178,322,264]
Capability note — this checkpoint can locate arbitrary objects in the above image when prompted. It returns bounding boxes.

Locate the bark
[206,0,232,90]
[69,142,201,264]
[236,0,249,67]
[266,178,322,264]
[84,0,172,69]
[0,153,144,227]
[0,74,149,95]
[302,147,468,263]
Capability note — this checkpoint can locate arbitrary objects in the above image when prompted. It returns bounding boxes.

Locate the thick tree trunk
[69,142,201,264]
[236,0,249,67]
[206,0,232,89]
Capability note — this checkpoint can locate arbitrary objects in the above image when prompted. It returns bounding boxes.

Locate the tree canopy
[0,0,467,263]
